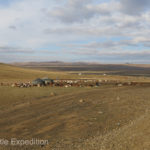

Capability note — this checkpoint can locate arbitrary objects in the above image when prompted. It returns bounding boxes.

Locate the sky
[0,0,150,63]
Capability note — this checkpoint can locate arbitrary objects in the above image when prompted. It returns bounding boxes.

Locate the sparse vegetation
[0,63,150,150]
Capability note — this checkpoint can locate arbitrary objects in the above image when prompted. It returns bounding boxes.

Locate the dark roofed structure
[42,77,54,85]
[32,78,45,86]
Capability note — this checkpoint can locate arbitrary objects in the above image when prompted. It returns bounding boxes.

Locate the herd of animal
[0,78,149,88]
[12,79,101,88]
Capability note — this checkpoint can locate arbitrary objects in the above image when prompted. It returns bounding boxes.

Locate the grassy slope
[0,63,78,82]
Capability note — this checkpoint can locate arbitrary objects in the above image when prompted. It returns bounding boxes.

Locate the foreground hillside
[76,110,150,150]
[0,85,150,150]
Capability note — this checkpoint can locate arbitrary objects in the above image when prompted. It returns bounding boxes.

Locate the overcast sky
[0,0,150,63]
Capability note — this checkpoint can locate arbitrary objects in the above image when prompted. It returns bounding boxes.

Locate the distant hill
[11,61,150,72]
[12,61,101,67]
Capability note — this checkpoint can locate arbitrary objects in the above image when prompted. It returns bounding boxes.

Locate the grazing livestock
[11,82,32,88]
[5,77,150,88]
[52,79,101,87]
[118,84,123,87]
[0,82,3,86]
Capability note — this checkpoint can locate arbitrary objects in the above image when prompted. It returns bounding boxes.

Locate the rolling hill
[0,63,77,82]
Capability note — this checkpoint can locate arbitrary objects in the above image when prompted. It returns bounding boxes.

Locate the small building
[42,77,54,85]
[32,78,45,86]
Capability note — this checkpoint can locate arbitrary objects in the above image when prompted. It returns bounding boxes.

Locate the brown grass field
[0,63,150,150]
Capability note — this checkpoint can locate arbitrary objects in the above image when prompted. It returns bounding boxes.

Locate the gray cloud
[71,50,150,56]
[62,39,142,52]
[9,25,17,30]
[43,25,126,37]
[67,49,150,63]
[120,0,150,15]
[49,0,111,23]
[0,46,34,53]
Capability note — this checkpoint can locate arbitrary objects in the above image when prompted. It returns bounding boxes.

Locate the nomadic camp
[42,77,54,85]
[32,78,45,86]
